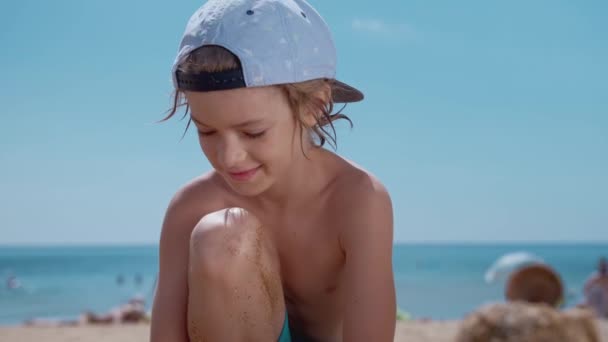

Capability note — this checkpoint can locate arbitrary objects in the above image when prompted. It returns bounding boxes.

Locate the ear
[300,82,331,127]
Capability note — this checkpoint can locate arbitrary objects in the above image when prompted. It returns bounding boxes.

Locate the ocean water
[0,243,606,325]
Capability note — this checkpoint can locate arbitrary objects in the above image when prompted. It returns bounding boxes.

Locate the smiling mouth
[228,166,261,181]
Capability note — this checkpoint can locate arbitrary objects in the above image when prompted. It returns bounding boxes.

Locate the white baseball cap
[171,0,364,103]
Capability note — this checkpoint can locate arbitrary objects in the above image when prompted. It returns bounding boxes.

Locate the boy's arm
[150,189,201,342]
[341,182,396,342]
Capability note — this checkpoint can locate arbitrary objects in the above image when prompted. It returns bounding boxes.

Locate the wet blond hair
[162,46,352,149]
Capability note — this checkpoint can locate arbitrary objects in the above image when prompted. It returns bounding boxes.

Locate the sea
[0,243,606,326]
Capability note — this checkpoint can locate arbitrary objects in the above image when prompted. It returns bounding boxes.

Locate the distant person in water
[135,273,143,287]
[6,275,21,290]
[583,257,608,318]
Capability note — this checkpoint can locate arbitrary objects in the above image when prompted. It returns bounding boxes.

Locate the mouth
[227,166,261,182]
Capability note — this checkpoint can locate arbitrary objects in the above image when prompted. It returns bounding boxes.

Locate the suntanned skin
[150,85,396,342]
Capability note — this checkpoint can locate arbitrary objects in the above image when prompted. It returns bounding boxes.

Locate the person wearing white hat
[151,1,395,341]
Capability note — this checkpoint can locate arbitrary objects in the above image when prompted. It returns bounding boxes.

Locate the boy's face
[185,86,302,196]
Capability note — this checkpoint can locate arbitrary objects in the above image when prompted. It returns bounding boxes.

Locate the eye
[197,130,216,137]
[244,131,266,139]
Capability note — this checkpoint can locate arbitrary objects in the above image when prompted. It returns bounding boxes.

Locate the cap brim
[331,80,364,103]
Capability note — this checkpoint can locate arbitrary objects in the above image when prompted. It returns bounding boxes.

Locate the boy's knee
[189,208,266,276]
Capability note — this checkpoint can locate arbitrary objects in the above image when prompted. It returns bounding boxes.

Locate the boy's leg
[187,208,287,342]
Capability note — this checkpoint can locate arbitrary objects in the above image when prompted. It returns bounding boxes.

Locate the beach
[3,244,607,323]
[0,320,606,342]
[2,244,607,341]
[0,321,465,342]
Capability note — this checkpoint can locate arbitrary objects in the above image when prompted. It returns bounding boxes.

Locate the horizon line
[2,240,608,248]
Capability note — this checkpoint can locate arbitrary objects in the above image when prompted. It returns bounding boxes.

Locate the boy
[151,0,396,341]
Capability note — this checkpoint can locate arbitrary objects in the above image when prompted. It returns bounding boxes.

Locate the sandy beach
[0,320,606,342]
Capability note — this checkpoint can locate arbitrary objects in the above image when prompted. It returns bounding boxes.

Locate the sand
[0,320,606,342]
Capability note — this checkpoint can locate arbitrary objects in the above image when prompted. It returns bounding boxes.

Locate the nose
[217,135,247,169]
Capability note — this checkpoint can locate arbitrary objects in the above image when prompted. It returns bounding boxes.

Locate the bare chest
[265,214,345,306]
[263,215,345,338]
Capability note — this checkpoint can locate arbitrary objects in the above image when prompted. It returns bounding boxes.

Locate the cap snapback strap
[175,69,246,92]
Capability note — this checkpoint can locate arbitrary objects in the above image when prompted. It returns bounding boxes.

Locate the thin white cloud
[352,18,391,34]
[352,18,417,40]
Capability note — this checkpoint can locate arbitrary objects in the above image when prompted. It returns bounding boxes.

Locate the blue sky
[1,0,606,245]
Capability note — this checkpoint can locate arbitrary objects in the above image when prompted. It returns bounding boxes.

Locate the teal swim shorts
[279,311,314,342]
[277,312,292,342]
[277,312,312,342]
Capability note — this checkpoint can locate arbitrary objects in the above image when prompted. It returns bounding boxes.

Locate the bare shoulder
[170,171,224,206]
[328,157,392,210]
[162,171,230,234]
[326,156,393,242]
